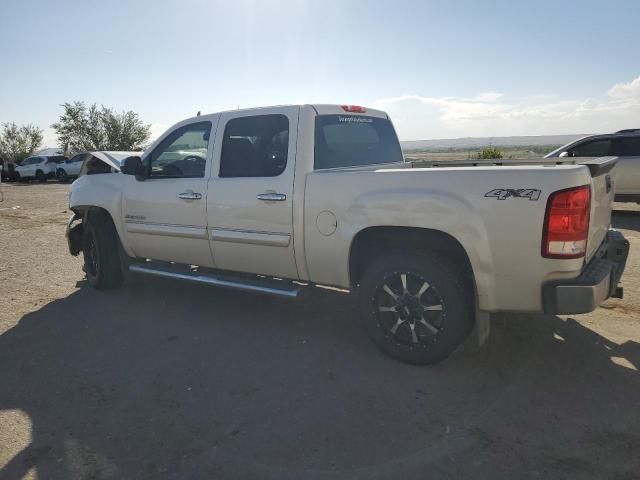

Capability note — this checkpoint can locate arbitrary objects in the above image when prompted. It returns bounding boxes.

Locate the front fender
[69,174,134,257]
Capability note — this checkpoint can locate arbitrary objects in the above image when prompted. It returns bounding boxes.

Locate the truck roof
[182,104,389,123]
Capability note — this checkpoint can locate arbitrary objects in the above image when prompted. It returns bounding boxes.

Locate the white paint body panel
[206,106,300,279]
[69,104,615,313]
[614,155,640,194]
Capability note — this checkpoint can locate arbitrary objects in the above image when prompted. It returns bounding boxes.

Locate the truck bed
[408,156,618,177]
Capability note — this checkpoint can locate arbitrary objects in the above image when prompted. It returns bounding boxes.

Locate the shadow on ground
[1,277,639,479]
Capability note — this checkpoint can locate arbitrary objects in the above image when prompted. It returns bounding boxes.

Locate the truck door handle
[257,192,287,202]
[178,191,202,200]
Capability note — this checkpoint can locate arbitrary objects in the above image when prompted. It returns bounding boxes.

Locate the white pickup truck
[66,104,629,364]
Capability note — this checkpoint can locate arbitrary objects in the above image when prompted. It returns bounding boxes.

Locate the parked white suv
[546,129,640,202]
[15,155,67,182]
[56,153,87,182]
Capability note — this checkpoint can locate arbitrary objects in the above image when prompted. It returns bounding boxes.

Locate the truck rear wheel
[35,170,45,182]
[82,212,124,289]
[358,252,474,365]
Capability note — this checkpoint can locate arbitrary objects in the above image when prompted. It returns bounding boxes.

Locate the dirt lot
[1,182,639,480]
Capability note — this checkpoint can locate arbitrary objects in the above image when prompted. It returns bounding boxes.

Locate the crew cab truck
[66,104,629,365]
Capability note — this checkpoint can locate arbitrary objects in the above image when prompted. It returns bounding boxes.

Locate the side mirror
[121,156,146,180]
[558,151,569,158]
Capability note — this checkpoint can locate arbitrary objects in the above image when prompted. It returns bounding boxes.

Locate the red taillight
[542,185,591,258]
[341,105,367,113]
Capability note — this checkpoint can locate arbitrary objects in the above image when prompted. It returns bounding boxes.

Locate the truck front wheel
[358,252,474,365]
[82,212,124,289]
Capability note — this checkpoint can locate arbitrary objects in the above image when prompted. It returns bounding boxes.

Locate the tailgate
[580,156,617,261]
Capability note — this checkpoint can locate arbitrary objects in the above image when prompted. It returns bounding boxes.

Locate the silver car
[546,129,640,203]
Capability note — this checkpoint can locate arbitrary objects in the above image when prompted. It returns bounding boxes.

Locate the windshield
[314,115,404,169]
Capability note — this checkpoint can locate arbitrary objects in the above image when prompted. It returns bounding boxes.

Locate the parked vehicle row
[2,154,88,183]
[13,155,66,182]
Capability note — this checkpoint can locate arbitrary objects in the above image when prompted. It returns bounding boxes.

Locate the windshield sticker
[484,188,541,201]
[338,116,373,124]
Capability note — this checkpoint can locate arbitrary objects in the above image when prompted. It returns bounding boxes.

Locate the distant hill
[401,134,589,151]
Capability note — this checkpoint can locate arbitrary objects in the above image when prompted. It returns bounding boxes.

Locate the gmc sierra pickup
[66,104,629,364]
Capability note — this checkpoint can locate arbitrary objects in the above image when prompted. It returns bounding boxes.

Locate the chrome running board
[129,263,302,299]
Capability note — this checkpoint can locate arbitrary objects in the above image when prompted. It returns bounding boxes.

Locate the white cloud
[607,76,640,99]
[471,92,504,102]
[374,75,640,140]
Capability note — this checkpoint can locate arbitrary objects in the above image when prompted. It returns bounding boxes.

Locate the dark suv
[545,129,640,202]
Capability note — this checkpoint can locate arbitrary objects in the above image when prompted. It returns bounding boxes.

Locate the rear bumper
[542,230,629,315]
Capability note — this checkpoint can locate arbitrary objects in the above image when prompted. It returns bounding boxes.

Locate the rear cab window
[314,115,403,169]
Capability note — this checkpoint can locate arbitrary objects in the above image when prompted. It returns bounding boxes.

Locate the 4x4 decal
[484,188,541,201]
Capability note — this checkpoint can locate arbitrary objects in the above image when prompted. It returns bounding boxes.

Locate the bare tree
[52,101,151,154]
[0,123,44,163]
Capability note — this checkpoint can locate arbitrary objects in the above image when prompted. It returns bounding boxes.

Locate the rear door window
[314,115,403,169]
[571,139,612,157]
[219,114,289,178]
[614,137,640,156]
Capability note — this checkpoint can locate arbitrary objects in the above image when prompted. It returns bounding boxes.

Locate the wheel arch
[348,226,477,301]
[70,204,133,258]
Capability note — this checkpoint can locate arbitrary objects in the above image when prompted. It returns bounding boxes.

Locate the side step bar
[129,263,302,299]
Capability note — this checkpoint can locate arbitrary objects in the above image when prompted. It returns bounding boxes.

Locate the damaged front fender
[65,212,84,256]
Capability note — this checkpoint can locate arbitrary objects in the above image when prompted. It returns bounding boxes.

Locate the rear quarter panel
[303,164,596,312]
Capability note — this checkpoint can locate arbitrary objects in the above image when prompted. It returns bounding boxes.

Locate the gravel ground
[0,182,639,480]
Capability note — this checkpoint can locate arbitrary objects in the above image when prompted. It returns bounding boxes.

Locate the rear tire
[358,252,474,365]
[82,212,124,289]
[35,170,45,183]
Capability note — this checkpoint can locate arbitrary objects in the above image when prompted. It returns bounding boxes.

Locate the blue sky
[1,0,639,146]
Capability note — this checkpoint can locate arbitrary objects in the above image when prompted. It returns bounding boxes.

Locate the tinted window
[147,122,211,178]
[46,156,66,164]
[571,139,612,157]
[219,114,289,178]
[616,137,640,156]
[314,115,403,169]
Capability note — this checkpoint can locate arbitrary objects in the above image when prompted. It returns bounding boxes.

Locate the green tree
[52,101,151,154]
[476,147,503,159]
[0,122,44,163]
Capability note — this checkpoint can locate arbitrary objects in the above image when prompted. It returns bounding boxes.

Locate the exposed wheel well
[69,206,119,254]
[349,226,475,291]
[73,206,114,223]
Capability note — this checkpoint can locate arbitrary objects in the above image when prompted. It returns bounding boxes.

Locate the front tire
[358,252,474,365]
[82,212,124,289]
